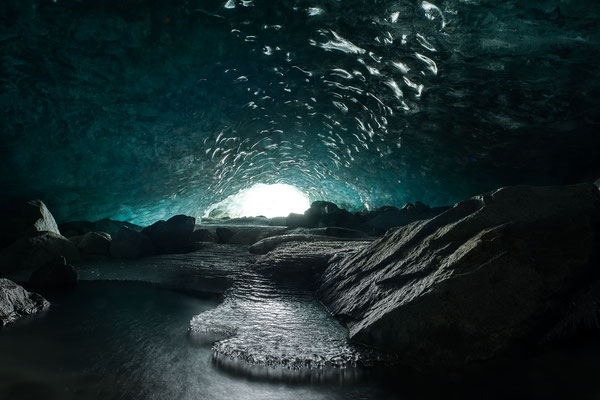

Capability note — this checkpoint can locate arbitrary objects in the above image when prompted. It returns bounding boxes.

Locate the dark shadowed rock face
[109,227,154,259]
[0,231,80,274]
[0,199,59,249]
[28,256,78,289]
[141,215,195,254]
[190,228,217,243]
[58,219,142,239]
[319,184,600,368]
[285,201,449,235]
[255,240,372,284]
[76,231,111,256]
[362,203,451,235]
[0,278,49,327]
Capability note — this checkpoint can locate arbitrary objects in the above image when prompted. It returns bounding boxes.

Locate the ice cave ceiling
[1,0,600,224]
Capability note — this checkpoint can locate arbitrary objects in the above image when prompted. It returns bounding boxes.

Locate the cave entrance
[204,183,310,219]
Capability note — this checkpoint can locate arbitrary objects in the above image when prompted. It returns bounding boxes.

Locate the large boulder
[28,256,78,289]
[109,227,154,259]
[0,199,59,249]
[76,231,111,256]
[141,215,195,254]
[319,184,600,368]
[0,278,49,327]
[0,231,80,274]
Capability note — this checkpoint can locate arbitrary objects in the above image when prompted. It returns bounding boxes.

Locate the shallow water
[0,281,397,400]
[72,244,395,372]
[2,280,600,400]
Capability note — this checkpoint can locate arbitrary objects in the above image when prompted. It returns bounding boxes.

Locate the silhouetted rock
[190,228,217,243]
[0,231,80,274]
[319,183,600,368]
[109,227,154,259]
[286,201,359,229]
[214,225,289,245]
[28,256,78,289]
[285,213,306,227]
[76,231,111,256]
[0,278,49,327]
[305,201,358,228]
[59,219,142,238]
[0,199,59,249]
[362,203,450,235]
[141,215,195,254]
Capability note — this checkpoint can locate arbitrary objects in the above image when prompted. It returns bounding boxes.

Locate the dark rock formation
[214,225,289,245]
[249,233,371,255]
[58,219,142,238]
[285,201,449,235]
[73,231,112,256]
[0,231,80,274]
[0,278,49,327]
[190,228,218,243]
[362,203,451,235]
[109,226,154,259]
[141,215,195,254]
[28,256,78,289]
[255,240,371,283]
[319,184,600,368]
[287,201,359,228]
[215,227,235,244]
[322,227,370,239]
[0,199,59,249]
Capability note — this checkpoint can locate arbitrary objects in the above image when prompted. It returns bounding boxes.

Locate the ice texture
[2,0,600,224]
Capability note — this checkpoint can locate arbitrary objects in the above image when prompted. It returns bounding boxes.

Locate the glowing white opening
[205,183,310,218]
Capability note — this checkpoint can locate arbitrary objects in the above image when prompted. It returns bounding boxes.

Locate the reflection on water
[190,274,396,371]
[0,282,395,400]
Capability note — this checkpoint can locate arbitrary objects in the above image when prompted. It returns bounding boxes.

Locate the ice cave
[1,1,600,399]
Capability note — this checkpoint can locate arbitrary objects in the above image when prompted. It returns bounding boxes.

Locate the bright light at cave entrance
[205,184,310,218]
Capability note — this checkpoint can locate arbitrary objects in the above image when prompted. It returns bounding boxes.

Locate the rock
[77,231,111,256]
[362,204,450,235]
[249,233,370,255]
[0,278,49,327]
[214,225,288,245]
[268,216,288,226]
[141,215,195,254]
[190,228,217,243]
[323,227,370,239]
[215,227,235,244]
[305,201,358,228]
[69,235,84,247]
[58,219,142,238]
[595,178,600,189]
[319,183,600,368]
[286,201,358,228]
[0,199,59,249]
[109,227,154,259]
[286,213,306,227]
[255,240,371,283]
[28,256,78,289]
[0,231,80,274]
